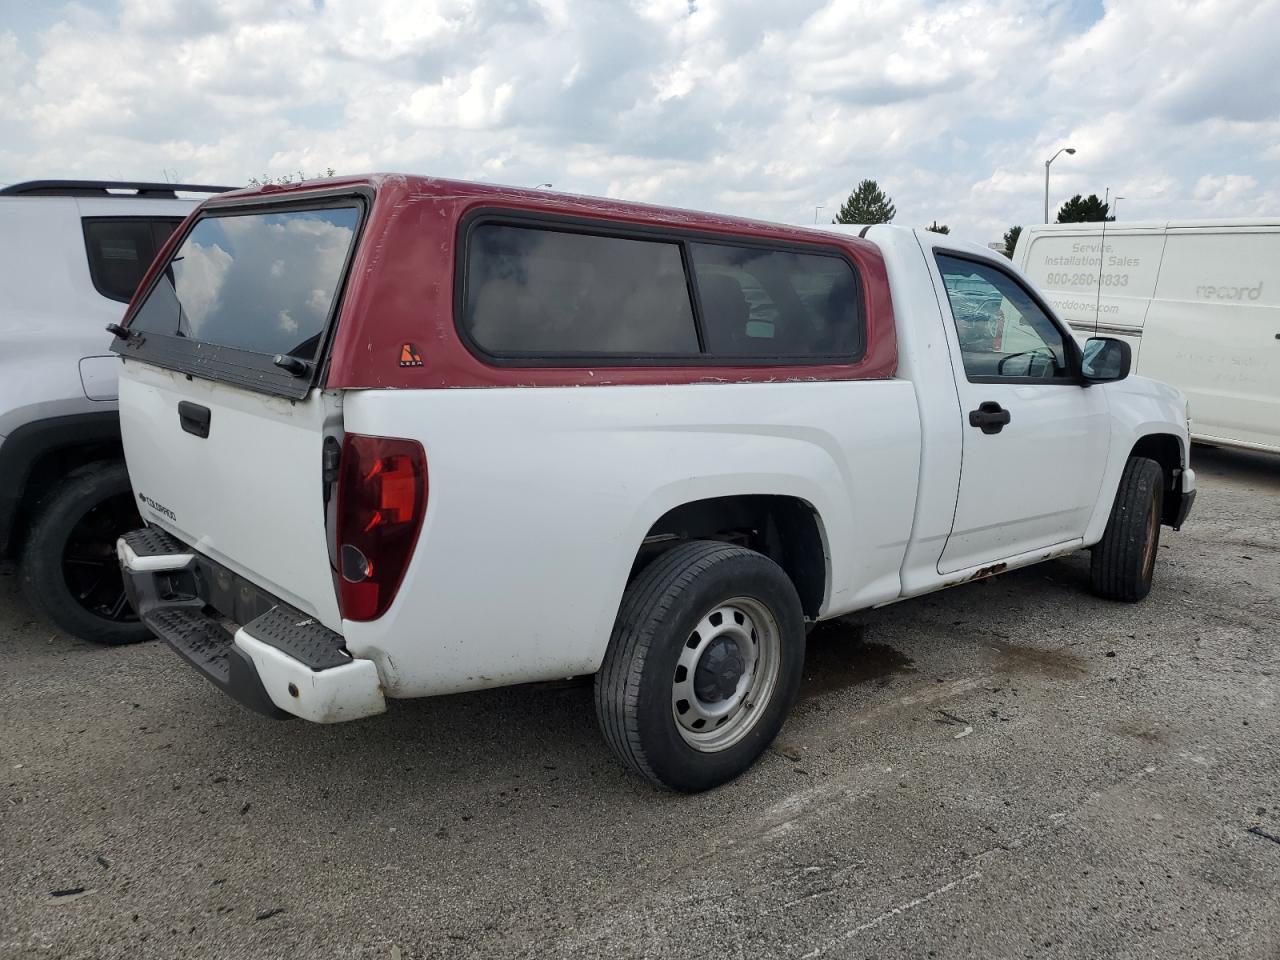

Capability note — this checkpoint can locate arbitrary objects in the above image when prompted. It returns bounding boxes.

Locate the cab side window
[936,254,1072,381]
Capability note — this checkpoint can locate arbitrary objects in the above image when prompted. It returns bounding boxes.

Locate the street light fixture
[1043,147,1076,223]
[535,182,553,189]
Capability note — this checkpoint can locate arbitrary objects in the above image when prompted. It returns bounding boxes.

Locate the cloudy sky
[2,0,1277,243]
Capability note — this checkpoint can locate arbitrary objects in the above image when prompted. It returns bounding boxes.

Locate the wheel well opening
[1130,433,1183,526]
[5,443,124,558]
[638,495,827,619]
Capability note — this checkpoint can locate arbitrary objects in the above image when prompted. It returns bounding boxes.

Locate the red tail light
[335,434,427,621]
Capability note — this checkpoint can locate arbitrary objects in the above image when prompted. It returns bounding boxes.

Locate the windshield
[130,204,361,360]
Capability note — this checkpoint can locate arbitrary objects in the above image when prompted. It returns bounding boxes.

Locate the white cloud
[1192,173,1258,207]
[173,240,234,335]
[1,0,1277,244]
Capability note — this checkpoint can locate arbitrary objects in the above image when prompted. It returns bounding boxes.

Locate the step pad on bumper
[149,607,236,683]
[244,606,350,670]
[123,525,185,558]
[145,607,286,719]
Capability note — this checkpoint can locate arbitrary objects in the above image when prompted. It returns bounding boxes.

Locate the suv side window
[82,218,181,302]
[936,253,1072,381]
[689,243,862,358]
[463,224,699,357]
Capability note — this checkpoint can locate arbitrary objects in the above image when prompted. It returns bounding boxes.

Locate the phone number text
[1045,272,1130,287]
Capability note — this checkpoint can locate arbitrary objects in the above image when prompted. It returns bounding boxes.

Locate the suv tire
[1090,456,1165,603]
[19,461,152,645]
[595,540,805,792]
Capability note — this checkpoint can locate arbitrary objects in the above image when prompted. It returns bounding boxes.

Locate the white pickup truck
[111,175,1195,791]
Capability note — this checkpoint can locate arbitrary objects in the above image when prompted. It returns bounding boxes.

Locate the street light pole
[1043,146,1076,223]
[1113,196,1125,219]
[814,204,824,224]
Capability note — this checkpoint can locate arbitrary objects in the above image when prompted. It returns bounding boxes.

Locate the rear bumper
[118,528,385,723]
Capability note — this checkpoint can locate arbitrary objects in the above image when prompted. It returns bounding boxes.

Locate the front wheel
[18,461,153,645]
[1090,456,1165,603]
[594,540,805,792]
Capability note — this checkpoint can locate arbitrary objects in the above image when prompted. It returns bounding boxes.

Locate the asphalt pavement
[2,444,1277,960]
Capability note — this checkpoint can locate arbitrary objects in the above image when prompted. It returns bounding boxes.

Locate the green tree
[833,179,896,225]
[1055,194,1113,223]
[1002,225,1022,259]
[925,220,950,234]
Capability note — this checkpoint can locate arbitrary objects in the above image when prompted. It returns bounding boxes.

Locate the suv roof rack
[0,180,237,198]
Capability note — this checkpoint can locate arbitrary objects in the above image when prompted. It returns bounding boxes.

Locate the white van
[1015,219,1280,453]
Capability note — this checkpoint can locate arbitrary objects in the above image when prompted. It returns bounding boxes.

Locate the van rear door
[113,190,367,629]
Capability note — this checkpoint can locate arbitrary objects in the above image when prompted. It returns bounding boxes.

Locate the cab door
[930,248,1110,575]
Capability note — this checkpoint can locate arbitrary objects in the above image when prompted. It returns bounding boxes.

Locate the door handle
[178,401,211,438]
[968,401,1011,435]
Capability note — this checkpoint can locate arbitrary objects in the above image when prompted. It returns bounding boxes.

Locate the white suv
[0,179,230,643]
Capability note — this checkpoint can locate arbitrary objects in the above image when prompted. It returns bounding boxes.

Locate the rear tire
[594,540,805,792]
[1090,456,1164,603]
[18,461,153,645]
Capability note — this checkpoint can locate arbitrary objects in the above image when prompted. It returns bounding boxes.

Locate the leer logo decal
[399,343,424,367]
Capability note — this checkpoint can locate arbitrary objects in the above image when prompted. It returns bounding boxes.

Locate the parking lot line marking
[799,870,984,958]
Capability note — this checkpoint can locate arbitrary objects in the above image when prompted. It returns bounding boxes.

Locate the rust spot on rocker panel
[967,562,1007,581]
[942,562,1008,588]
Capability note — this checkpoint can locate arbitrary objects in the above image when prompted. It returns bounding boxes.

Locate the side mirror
[1081,336,1131,384]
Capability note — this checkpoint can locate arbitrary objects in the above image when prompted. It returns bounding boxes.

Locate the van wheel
[1090,456,1164,603]
[18,462,152,645]
[595,540,805,792]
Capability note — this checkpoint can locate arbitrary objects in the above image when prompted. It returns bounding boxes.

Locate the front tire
[18,461,153,645]
[1090,456,1164,603]
[594,540,805,792]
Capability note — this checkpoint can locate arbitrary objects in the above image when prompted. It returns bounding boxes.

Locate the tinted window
[689,243,862,358]
[82,218,181,302]
[463,224,699,356]
[130,205,360,359]
[936,254,1071,380]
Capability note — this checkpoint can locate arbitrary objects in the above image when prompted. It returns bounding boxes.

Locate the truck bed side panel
[341,379,920,698]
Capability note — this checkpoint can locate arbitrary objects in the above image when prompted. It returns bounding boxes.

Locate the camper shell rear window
[116,192,367,399]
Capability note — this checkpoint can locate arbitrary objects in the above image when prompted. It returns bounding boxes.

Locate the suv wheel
[1090,456,1165,603]
[595,540,805,792]
[19,461,152,645]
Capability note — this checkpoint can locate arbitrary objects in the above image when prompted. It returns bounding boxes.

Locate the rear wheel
[18,462,152,645]
[1090,456,1164,603]
[594,540,805,792]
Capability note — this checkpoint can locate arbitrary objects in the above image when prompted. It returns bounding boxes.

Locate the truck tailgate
[118,359,341,629]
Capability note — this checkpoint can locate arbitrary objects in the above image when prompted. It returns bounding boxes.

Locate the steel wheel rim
[61,491,141,623]
[671,596,781,753]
